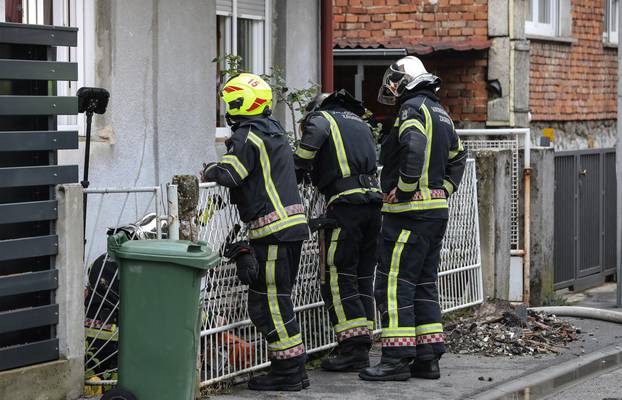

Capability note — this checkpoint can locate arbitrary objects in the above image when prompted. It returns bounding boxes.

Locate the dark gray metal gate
[0,23,78,371]
[554,148,617,290]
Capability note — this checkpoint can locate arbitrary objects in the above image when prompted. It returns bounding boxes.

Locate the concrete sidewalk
[209,317,622,400]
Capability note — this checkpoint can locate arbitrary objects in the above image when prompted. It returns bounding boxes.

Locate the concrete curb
[465,344,622,400]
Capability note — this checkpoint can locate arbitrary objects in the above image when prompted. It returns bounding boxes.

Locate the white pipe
[529,306,622,324]
[457,128,529,135]
[84,187,160,194]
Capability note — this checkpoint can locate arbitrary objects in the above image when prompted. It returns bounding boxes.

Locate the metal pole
[616,2,622,307]
[167,184,180,240]
[320,0,334,92]
[523,168,532,305]
[81,111,93,236]
[523,129,532,305]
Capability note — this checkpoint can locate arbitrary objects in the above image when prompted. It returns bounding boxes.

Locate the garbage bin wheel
[101,388,137,400]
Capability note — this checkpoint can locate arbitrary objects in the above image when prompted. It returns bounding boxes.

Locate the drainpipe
[523,167,531,305]
[320,0,333,92]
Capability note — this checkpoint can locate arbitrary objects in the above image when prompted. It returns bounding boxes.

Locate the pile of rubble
[445,302,579,357]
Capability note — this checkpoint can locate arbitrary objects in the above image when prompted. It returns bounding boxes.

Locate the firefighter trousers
[375,215,448,361]
[248,241,307,369]
[321,202,382,350]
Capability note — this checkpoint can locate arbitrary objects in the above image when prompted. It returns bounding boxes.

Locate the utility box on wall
[0,22,79,372]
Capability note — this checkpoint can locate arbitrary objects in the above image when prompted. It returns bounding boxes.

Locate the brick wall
[530,1,618,122]
[333,0,489,124]
[334,0,488,47]
[424,53,488,123]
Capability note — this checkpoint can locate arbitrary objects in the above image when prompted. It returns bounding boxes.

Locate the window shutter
[238,0,265,18]
[217,0,233,14]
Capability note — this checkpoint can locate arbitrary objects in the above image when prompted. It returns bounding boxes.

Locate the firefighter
[294,89,382,372]
[201,73,310,391]
[359,56,467,381]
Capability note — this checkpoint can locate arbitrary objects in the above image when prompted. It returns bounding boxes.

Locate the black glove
[223,240,258,285]
[295,168,312,185]
[200,162,217,183]
[308,218,338,233]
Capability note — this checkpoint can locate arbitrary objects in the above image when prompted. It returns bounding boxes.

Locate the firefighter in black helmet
[202,73,310,391]
[359,56,467,381]
[294,89,382,372]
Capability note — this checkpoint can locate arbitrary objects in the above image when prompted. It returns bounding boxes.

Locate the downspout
[523,162,531,305]
[320,0,333,92]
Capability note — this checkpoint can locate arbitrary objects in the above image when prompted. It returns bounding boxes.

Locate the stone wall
[531,120,617,150]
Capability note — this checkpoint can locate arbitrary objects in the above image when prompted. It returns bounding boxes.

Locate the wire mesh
[196,159,482,386]
[82,187,162,384]
[460,137,521,250]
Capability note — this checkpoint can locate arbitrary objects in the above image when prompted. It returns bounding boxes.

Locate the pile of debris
[445,302,579,357]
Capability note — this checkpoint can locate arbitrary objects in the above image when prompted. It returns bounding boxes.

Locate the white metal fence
[457,128,531,252]
[196,159,482,386]
[83,186,163,385]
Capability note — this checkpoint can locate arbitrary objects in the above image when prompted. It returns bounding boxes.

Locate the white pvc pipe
[529,306,622,324]
[84,187,160,194]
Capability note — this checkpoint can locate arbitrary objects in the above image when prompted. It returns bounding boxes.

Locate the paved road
[208,318,622,400]
[545,365,622,400]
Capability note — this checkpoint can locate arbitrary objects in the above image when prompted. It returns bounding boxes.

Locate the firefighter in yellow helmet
[201,73,310,391]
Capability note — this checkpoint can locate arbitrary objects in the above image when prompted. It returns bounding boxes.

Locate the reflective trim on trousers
[415,323,444,336]
[328,228,347,323]
[387,230,411,328]
[266,245,288,341]
[334,317,368,333]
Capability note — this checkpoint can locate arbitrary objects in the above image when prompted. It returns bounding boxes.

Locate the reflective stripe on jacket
[379,90,467,218]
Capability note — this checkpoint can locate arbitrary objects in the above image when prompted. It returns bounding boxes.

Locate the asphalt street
[544,365,622,400]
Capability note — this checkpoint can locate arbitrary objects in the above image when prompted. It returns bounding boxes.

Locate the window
[526,0,557,36]
[216,0,271,131]
[1,0,95,135]
[605,0,619,44]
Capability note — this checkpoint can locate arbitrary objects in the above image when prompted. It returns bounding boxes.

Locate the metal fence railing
[196,159,482,386]
[83,186,164,385]
[457,128,531,301]
[457,128,531,252]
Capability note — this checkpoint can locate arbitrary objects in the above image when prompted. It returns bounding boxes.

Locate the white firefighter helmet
[377,56,441,105]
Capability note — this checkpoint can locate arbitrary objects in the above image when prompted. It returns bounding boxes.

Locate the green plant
[363,108,383,141]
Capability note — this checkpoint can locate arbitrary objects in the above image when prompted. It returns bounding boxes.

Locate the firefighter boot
[321,344,370,372]
[410,358,440,379]
[248,358,304,391]
[301,365,310,388]
[358,358,412,381]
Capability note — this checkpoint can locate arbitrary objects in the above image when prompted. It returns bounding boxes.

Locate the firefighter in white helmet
[359,56,466,382]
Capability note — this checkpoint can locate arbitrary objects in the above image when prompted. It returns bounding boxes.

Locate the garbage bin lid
[107,233,220,270]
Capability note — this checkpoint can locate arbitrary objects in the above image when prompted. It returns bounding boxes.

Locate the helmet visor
[377,65,408,105]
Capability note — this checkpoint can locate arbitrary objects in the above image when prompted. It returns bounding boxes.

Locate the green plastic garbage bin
[105,232,220,400]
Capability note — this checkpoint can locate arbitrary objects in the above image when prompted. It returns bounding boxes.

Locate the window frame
[604,0,619,45]
[215,0,271,139]
[525,0,558,37]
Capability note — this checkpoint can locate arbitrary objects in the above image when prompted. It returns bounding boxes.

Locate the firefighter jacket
[293,104,382,206]
[379,89,467,219]
[206,116,309,243]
